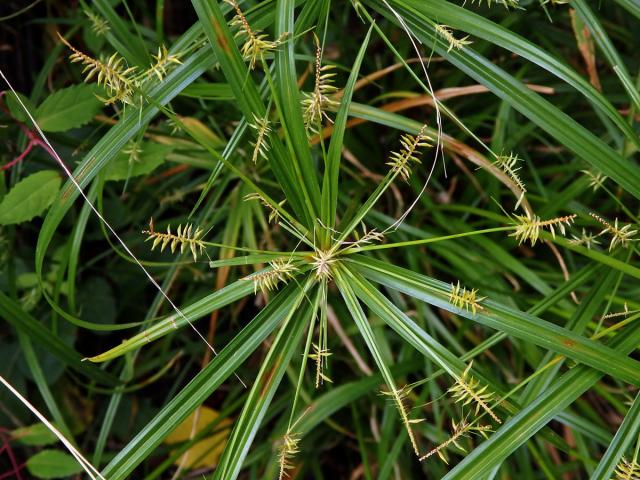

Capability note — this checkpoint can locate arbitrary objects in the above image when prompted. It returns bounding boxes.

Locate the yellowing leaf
[163,406,231,469]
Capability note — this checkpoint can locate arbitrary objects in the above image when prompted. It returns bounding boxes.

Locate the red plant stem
[0,431,24,480]
[1,140,36,171]
[0,91,57,171]
[0,464,26,480]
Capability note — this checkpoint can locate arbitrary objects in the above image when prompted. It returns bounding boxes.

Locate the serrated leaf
[0,171,61,225]
[35,84,102,132]
[12,423,57,446]
[26,450,83,479]
[5,91,36,124]
[104,142,172,181]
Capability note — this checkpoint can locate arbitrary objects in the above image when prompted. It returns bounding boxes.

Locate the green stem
[341,226,513,253]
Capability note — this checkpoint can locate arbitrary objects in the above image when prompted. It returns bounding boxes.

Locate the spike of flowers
[84,9,110,35]
[58,33,138,106]
[613,457,640,480]
[602,302,640,321]
[309,343,333,388]
[244,192,285,224]
[386,125,431,182]
[449,281,486,315]
[581,169,607,192]
[434,24,472,52]
[147,45,181,81]
[225,0,281,70]
[142,219,206,261]
[420,416,492,463]
[244,259,298,295]
[493,152,526,209]
[381,385,424,457]
[510,210,576,246]
[448,362,501,423]
[590,213,638,251]
[277,430,300,480]
[248,113,271,163]
[302,34,339,135]
[569,228,601,250]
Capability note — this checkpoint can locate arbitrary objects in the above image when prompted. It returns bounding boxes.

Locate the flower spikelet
[435,24,472,52]
[449,281,486,315]
[387,125,431,181]
[494,152,526,209]
[448,362,501,423]
[420,417,491,463]
[302,34,339,135]
[244,259,298,295]
[225,0,281,70]
[590,213,638,251]
[142,219,206,261]
[381,385,424,457]
[58,33,137,106]
[510,210,576,246]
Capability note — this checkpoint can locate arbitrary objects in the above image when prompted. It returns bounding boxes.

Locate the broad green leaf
[0,171,61,225]
[104,143,172,181]
[35,84,102,132]
[6,91,36,123]
[12,423,57,446]
[26,450,83,479]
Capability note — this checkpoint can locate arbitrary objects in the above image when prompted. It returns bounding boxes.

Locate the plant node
[244,192,285,223]
[311,250,337,280]
[581,170,607,192]
[569,228,601,250]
